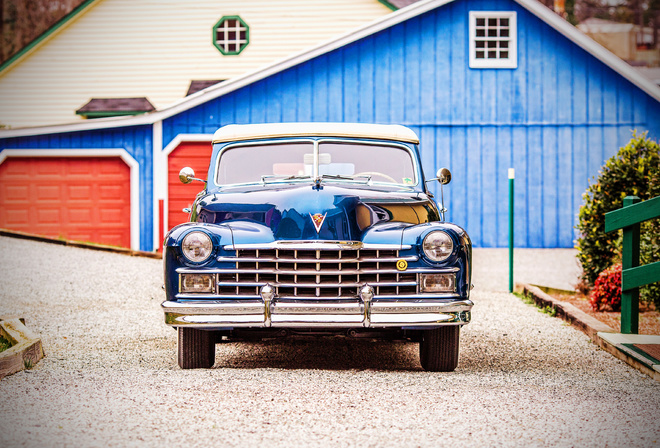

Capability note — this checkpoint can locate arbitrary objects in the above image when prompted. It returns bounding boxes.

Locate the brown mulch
[554,293,660,335]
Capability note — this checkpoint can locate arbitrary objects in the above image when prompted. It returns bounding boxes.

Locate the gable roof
[2,0,659,139]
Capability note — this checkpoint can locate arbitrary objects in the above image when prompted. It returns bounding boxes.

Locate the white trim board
[0,148,141,251]
[152,120,163,251]
[1,0,658,139]
[162,134,214,156]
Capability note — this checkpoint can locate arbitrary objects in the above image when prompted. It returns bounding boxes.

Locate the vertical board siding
[0,126,153,251]
[158,0,659,247]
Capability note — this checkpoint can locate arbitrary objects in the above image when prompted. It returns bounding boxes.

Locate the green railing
[604,195,660,334]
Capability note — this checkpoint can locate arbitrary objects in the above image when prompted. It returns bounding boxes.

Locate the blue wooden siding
[163,0,660,248]
[0,125,153,251]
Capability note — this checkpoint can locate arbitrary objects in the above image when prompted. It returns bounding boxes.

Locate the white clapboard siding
[0,0,391,128]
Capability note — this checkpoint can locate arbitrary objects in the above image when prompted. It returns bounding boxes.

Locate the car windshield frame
[212,138,420,188]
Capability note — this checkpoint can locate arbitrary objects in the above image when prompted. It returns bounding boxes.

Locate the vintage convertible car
[162,123,472,371]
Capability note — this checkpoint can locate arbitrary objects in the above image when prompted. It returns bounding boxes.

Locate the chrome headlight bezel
[181,231,214,263]
[422,230,454,262]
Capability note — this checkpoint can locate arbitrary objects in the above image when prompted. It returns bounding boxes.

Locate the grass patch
[512,291,534,305]
[541,305,558,317]
[0,334,12,353]
[512,291,557,317]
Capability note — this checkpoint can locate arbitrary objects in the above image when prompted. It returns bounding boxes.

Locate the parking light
[420,273,456,293]
[180,273,215,293]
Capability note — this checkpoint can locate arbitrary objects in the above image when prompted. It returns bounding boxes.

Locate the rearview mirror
[436,168,451,185]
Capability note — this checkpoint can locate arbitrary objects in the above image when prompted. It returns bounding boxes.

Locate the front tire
[178,328,215,369]
[419,326,460,372]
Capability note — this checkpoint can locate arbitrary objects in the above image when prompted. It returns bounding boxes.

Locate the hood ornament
[310,213,327,233]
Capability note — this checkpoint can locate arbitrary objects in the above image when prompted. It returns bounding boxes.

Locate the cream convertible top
[212,123,420,144]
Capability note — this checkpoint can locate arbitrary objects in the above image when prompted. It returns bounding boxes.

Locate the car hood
[194,183,439,244]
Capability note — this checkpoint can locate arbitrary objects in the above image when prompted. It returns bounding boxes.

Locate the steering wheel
[354,171,397,183]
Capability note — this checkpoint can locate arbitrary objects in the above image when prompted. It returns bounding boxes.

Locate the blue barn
[1,0,659,251]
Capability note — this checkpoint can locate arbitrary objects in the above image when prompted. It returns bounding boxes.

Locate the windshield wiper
[261,174,312,184]
[320,174,371,183]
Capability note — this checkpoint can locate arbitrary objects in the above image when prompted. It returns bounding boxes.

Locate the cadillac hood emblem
[310,213,327,233]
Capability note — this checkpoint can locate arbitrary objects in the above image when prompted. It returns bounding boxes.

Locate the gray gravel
[0,236,658,448]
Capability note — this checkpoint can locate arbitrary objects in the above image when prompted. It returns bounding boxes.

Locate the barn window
[213,16,249,55]
[469,11,517,69]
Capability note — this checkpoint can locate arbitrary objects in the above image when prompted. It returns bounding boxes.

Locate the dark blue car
[162,123,473,371]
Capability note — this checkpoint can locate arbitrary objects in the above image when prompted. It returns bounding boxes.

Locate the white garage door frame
[0,148,141,250]
[154,133,213,250]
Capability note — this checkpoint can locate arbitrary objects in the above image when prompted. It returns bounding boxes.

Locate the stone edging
[0,228,162,259]
[515,283,660,382]
[0,317,45,379]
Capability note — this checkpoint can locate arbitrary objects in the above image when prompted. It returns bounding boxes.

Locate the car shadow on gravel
[211,338,424,371]
[200,332,572,373]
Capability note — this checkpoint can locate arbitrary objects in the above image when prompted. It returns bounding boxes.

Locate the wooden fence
[605,195,660,334]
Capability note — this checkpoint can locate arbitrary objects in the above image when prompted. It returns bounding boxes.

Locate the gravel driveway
[0,236,658,447]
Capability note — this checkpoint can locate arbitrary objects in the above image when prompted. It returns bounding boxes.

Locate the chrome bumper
[162,298,473,328]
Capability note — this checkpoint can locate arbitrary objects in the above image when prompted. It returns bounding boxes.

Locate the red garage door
[0,157,131,248]
[168,142,212,230]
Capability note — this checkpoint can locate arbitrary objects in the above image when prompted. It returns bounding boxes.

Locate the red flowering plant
[589,264,622,311]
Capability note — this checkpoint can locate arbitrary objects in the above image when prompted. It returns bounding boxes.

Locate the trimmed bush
[589,264,622,311]
[575,133,660,309]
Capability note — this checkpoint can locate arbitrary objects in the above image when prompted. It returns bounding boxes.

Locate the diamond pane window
[469,12,517,68]
[213,16,249,55]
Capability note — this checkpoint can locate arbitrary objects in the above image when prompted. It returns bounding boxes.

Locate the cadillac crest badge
[310,213,327,233]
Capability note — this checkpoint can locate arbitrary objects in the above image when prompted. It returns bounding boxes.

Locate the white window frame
[469,11,517,69]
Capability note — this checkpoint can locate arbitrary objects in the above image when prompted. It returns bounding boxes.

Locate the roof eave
[0,0,102,75]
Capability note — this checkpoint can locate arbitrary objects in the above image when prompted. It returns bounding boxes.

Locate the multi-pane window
[469,12,517,68]
[213,16,249,55]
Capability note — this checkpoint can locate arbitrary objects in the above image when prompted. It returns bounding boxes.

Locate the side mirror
[179,167,195,184]
[436,168,451,185]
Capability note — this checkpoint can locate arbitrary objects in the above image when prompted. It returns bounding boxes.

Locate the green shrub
[575,132,660,308]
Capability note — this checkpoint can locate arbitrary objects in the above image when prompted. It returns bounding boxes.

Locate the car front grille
[216,248,418,298]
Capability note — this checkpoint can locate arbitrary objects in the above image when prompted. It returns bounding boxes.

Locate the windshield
[215,140,417,186]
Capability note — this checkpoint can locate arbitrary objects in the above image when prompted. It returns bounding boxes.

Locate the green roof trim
[76,111,146,119]
[378,0,399,11]
[0,0,100,74]
[212,16,250,56]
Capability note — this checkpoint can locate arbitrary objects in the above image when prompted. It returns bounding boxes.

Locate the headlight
[181,231,213,262]
[422,231,453,262]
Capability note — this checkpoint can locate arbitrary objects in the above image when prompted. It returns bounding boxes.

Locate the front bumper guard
[162,298,473,328]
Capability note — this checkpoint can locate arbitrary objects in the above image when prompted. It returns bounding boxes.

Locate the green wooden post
[508,168,514,293]
[621,196,640,334]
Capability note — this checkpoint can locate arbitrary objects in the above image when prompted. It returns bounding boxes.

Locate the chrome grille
[217,248,418,298]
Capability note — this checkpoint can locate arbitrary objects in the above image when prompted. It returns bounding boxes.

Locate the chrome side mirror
[179,167,206,185]
[179,167,195,184]
[436,168,451,185]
